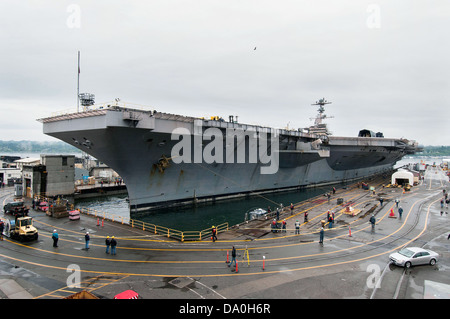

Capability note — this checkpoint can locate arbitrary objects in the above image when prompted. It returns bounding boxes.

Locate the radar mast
[311,98,332,126]
[308,98,333,136]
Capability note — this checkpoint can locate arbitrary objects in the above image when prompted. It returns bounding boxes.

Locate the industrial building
[22,155,75,198]
[0,156,22,186]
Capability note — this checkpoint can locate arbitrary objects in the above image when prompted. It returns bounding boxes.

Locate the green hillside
[0,140,80,154]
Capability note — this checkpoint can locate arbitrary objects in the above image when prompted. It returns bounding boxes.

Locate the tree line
[0,140,79,153]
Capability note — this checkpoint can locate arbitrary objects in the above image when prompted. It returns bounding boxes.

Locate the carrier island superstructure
[38,98,421,212]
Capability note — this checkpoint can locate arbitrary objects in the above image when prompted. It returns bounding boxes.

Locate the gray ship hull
[39,105,420,212]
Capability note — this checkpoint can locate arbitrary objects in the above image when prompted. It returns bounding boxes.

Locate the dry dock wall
[40,155,75,196]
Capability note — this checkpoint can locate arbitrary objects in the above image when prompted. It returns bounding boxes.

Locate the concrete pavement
[0,166,449,300]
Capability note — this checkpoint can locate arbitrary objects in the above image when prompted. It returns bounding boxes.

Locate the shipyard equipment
[2,216,38,241]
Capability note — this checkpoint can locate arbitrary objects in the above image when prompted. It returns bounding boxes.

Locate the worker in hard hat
[295,220,300,235]
[85,232,90,250]
[105,236,111,254]
[211,226,217,242]
[110,236,117,255]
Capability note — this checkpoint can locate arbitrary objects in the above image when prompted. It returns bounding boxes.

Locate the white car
[389,247,439,268]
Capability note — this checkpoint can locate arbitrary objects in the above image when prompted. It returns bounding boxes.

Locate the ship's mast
[308,98,333,136]
[311,98,332,126]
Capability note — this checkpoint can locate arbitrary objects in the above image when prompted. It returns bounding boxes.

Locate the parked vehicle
[389,247,439,268]
[3,201,29,217]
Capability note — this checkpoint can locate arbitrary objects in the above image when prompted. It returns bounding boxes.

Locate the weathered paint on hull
[40,107,417,212]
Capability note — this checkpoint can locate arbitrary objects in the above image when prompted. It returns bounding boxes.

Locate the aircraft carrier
[38,98,421,212]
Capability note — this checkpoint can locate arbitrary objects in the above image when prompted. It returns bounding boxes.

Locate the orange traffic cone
[96,218,100,226]
[389,208,396,218]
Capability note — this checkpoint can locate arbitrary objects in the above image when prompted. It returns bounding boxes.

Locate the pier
[0,165,449,301]
[74,181,127,199]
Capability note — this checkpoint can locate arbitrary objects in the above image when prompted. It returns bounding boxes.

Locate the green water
[75,186,335,231]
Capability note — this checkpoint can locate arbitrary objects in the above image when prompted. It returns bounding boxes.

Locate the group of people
[271,218,288,233]
[51,230,117,254]
[105,235,117,255]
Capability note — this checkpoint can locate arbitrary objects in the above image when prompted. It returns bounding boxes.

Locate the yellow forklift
[1,216,38,241]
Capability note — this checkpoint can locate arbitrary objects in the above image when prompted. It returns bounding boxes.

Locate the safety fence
[77,206,228,242]
[31,195,229,241]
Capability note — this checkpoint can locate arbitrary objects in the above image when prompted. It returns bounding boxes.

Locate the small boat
[245,208,267,221]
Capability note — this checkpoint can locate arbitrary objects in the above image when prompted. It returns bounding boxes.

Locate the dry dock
[0,165,449,303]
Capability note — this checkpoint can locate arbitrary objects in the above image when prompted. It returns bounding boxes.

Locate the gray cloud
[0,0,448,145]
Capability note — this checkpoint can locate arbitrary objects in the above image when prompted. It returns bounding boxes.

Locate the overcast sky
[0,1,448,146]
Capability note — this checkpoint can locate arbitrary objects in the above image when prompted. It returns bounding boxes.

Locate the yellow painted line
[1,197,436,279]
[58,289,78,293]
[20,190,411,256]
[2,187,422,267]
[2,193,438,272]
[1,179,431,282]
[4,195,437,280]
[33,219,177,242]
[2,238,220,264]
[26,179,384,247]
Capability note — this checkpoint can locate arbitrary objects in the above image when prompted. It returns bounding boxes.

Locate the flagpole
[77,50,80,112]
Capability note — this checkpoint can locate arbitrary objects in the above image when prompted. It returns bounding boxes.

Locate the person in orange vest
[211,226,217,242]
[282,219,287,232]
[328,214,334,228]
[271,219,277,233]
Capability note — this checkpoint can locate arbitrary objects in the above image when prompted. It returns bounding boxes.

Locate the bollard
[348,226,352,237]
[235,260,239,273]
[96,218,100,227]
[226,250,229,263]
[262,256,265,271]
[102,219,104,227]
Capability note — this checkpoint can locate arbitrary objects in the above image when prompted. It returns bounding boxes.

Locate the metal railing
[49,100,155,117]
[77,206,228,242]
[31,194,229,242]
